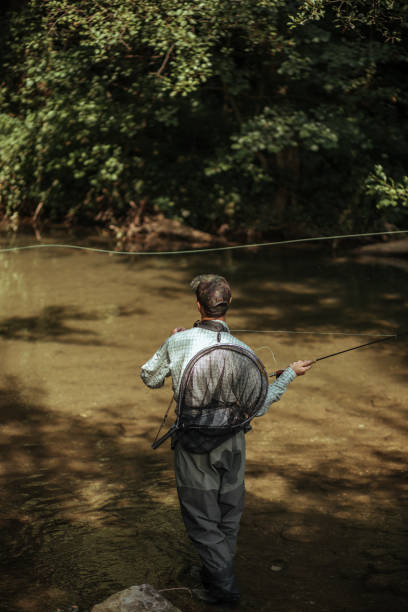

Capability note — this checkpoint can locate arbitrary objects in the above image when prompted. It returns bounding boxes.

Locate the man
[140,274,313,606]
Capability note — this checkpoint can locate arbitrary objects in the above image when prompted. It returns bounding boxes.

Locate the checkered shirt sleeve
[140,322,296,413]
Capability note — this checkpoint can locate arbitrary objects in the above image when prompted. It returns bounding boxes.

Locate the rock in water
[91,584,182,612]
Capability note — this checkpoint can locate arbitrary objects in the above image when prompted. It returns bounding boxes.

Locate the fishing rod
[270,331,407,378]
[152,331,406,448]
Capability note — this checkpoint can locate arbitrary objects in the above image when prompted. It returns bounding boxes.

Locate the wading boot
[197,564,240,607]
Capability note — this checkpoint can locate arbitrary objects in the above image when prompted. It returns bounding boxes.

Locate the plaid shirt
[140,320,296,417]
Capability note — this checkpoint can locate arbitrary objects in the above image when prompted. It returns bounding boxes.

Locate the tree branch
[156,45,174,77]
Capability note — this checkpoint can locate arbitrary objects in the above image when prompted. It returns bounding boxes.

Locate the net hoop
[176,343,268,432]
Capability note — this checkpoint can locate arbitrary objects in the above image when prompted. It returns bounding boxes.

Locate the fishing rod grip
[269,369,284,378]
[152,424,178,450]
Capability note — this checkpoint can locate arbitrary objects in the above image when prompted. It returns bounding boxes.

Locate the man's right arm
[255,359,314,416]
[140,340,171,388]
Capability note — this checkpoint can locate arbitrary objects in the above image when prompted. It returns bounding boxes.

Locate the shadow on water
[0,306,101,345]
[0,375,407,611]
[229,249,406,337]
[0,376,188,611]
[115,245,408,333]
[0,305,146,346]
[239,466,408,612]
[0,242,407,611]
[113,246,408,374]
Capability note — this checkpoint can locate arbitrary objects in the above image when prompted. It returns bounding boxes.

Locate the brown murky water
[0,235,407,612]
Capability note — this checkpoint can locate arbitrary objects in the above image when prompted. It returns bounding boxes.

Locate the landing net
[175,343,268,452]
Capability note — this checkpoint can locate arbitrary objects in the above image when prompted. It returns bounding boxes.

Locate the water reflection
[0,238,407,611]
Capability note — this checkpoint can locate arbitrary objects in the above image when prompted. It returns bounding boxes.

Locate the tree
[0,0,407,239]
[288,0,408,221]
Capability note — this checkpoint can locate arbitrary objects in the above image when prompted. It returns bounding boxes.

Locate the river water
[0,234,407,612]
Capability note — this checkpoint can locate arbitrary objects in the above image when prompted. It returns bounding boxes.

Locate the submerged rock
[91,584,182,612]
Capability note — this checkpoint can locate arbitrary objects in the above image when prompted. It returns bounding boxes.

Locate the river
[0,234,407,612]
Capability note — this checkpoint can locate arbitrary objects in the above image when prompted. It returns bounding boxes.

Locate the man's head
[190,274,232,318]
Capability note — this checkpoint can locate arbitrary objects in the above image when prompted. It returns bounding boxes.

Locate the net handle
[152,423,178,450]
[152,396,176,449]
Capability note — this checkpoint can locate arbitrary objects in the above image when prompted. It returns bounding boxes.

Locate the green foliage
[0,0,407,237]
[366,165,408,209]
[289,1,408,43]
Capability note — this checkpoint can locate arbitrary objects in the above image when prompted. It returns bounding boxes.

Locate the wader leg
[174,431,245,601]
[218,481,245,558]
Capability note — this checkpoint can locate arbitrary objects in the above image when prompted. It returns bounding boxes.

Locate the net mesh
[176,344,268,452]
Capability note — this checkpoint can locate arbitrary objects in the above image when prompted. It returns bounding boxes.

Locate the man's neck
[201,316,227,323]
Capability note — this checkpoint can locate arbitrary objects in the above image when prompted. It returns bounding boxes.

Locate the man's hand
[171,327,186,335]
[289,360,315,376]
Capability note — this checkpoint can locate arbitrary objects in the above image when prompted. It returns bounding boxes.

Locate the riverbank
[0,212,232,252]
[1,211,407,255]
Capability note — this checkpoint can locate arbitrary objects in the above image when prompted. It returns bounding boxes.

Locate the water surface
[0,235,407,611]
